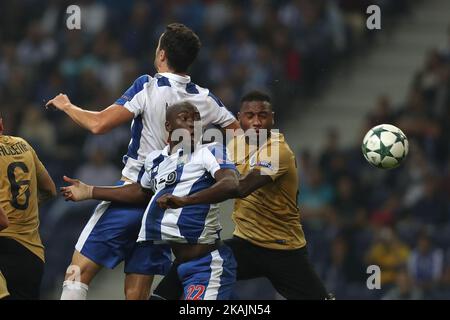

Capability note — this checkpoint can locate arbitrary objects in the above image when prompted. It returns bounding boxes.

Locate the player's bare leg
[60,250,102,300]
[124,274,154,300]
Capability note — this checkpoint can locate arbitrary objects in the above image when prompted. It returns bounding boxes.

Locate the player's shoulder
[134,74,153,84]
[144,149,165,168]
[270,132,294,156]
[129,74,153,90]
[258,132,294,165]
[185,81,208,94]
[197,142,232,166]
[188,83,226,108]
[184,82,218,103]
[1,135,30,147]
[206,89,226,108]
[200,142,228,156]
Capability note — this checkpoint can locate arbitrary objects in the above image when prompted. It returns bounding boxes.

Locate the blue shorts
[75,187,171,275]
[177,245,236,300]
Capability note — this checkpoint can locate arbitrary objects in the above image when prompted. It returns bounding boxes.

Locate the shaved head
[166,101,198,122]
[165,101,201,149]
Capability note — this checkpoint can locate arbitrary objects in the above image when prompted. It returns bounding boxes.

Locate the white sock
[60,280,89,300]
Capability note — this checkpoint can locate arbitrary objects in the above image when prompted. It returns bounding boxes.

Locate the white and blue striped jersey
[115,72,236,183]
[137,142,236,244]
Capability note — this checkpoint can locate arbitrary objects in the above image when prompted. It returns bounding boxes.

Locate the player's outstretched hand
[157,194,188,209]
[45,93,72,111]
[60,176,93,202]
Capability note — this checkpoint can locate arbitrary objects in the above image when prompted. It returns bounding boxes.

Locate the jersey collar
[162,144,185,157]
[162,142,203,158]
[156,72,191,84]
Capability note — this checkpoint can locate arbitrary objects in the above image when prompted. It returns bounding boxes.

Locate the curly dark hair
[159,23,201,73]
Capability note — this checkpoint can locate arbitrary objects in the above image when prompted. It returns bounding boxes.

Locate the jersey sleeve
[207,91,236,128]
[115,75,151,117]
[140,151,162,191]
[253,142,291,181]
[202,143,237,178]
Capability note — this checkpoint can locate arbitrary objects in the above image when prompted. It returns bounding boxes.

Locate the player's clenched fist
[157,194,188,209]
[61,176,93,201]
[45,93,72,111]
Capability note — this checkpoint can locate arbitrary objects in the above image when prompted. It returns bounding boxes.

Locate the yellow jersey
[228,132,306,250]
[367,243,410,285]
[0,135,46,262]
[0,271,9,299]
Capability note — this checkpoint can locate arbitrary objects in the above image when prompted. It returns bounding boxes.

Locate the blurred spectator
[75,149,120,186]
[370,194,400,227]
[440,249,450,297]
[16,21,56,67]
[409,175,447,226]
[366,227,410,289]
[17,105,57,158]
[42,149,120,238]
[79,0,107,36]
[408,232,444,297]
[298,148,313,186]
[332,175,360,226]
[82,125,130,163]
[438,25,450,61]
[323,235,349,297]
[382,269,423,300]
[367,95,395,127]
[342,209,373,283]
[300,166,334,230]
[319,127,342,180]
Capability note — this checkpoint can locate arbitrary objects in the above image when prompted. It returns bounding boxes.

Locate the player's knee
[125,286,149,300]
[64,262,99,285]
[65,252,101,284]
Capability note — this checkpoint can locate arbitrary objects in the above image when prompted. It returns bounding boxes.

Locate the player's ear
[165,120,171,132]
[272,112,275,126]
[237,112,241,121]
[159,48,166,62]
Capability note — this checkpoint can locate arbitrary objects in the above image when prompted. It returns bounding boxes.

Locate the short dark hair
[160,23,201,73]
[240,90,271,104]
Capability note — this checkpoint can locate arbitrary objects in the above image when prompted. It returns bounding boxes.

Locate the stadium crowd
[2,0,448,299]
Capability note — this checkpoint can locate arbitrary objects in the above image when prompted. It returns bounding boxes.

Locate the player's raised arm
[46,75,150,135]
[0,207,8,231]
[45,94,134,135]
[61,176,152,205]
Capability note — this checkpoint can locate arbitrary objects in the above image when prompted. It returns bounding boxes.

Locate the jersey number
[7,162,31,210]
[185,285,206,300]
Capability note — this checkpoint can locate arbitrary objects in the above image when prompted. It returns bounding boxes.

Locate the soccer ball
[362,124,409,169]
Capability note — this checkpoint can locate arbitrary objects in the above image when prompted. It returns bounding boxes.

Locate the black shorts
[154,236,329,300]
[225,236,328,300]
[0,237,44,300]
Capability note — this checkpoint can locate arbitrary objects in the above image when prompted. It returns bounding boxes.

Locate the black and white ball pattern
[362,124,409,169]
